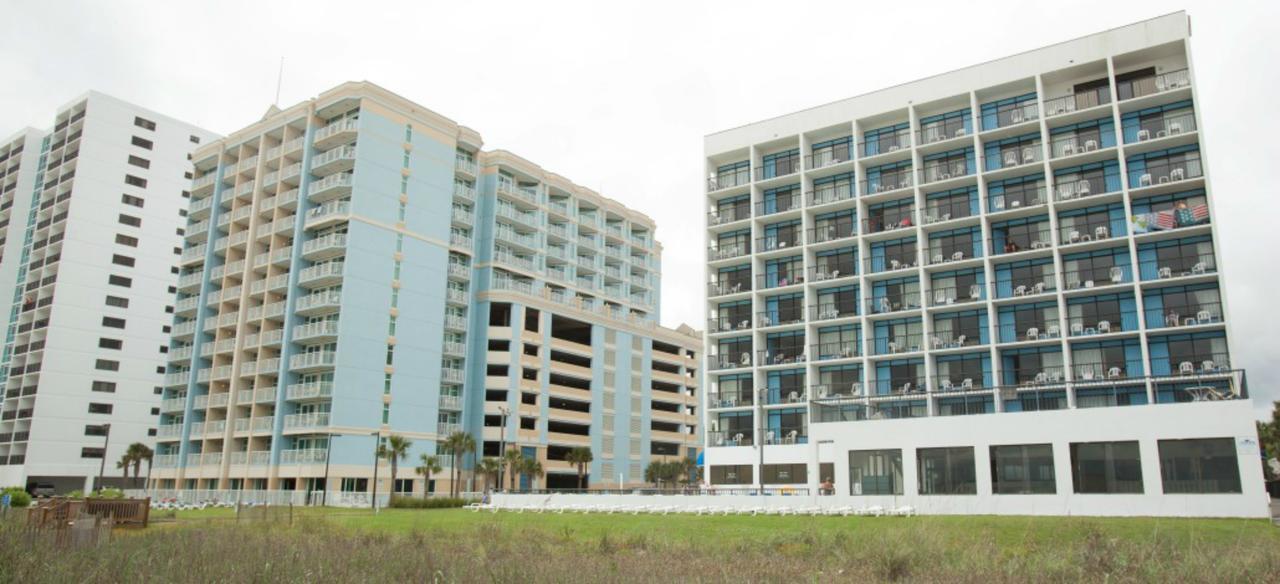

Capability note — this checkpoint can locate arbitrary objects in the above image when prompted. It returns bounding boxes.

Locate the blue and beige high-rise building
[702,13,1267,517]
[149,82,701,500]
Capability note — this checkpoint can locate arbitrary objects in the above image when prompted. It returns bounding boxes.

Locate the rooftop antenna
[274,57,285,106]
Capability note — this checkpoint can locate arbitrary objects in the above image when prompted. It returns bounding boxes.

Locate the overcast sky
[2,0,1277,417]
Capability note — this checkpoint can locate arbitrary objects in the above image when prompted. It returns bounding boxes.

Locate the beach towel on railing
[1188,203,1209,224]
[1153,210,1177,230]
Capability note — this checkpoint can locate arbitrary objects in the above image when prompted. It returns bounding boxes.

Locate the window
[151,407,160,416]
[85,424,109,436]
[105,295,129,308]
[520,417,536,430]
[124,175,147,188]
[848,449,903,495]
[709,465,753,485]
[127,155,150,169]
[121,194,145,208]
[102,317,126,329]
[918,447,977,495]
[341,478,368,492]
[990,444,1056,494]
[88,402,114,414]
[525,308,540,332]
[394,478,413,494]
[115,234,139,247]
[1070,441,1144,494]
[1158,438,1241,494]
[119,214,141,227]
[112,254,135,267]
[134,116,156,130]
[190,135,201,144]
[91,381,117,393]
[762,463,808,485]
[95,359,119,371]
[99,338,123,350]
[81,447,106,459]
[131,136,153,150]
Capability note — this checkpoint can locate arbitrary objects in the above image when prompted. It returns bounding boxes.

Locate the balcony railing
[755,193,801,217]
[1117,68,1190,101]
[708,169,750,192]
[805,144,852,169]
[1063,264,1131,289]
[1130,155,1203,189]
[708,430,753,447]
[709,206,750,226]
[284,412,330,430]
[280,448,328,465]
[707,279,750,297]
[811,342,859,361]
[289,351,337,370]
[860,131,911,158]
[1150,300,1223,330]
[1141,252,1214,281]
[710,352,752,370]
[1043,87,1112,117]
[986,102,1039,130]
[1130,111,1196,143]
[707,392,753,408]
[929,284,984,306]
[808,182,855,206]
[763,426,808,445]
[709,242,750,261]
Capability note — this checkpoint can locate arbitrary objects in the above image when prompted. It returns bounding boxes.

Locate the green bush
[1,487,31,508]
[64,488,125,500]
[388,496,468,509]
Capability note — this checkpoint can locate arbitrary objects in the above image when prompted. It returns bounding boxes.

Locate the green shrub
[1,487,31,508]
[388,496,468,509]
[64,488,125,500]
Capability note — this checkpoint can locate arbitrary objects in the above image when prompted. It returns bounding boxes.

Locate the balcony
[708,430,753,447]
[442,367,464,383]
[286,381,333,401]
[1043,87,1112,118]
[293,320,339,342]
[447,263,471,281]
[301,233,347,261]
[454,156,478,177]
[305,201,350,229]
[284,412,330,431]
[444,314,468,331]
[298,261,345,288]
[708,279,750,297]
[1117,69,1190,101]
[437,422,462,436]
[439,394,462,410]
[310,145,356,176]
[708,242,750,261]
[443,341,466,357]
[710,352,752,371]
[290,351,336,372]
[280,448,328,465]
[707,168,750,193]
[1129,155,1203,190]
[308,173,353,203]
[314,119,359,148]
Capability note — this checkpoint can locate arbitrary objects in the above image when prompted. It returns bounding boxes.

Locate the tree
[415,453,442,496]
[116,452,133,482]
[126,443,153,487]
[566,447,593,490]
[503,448,525,492]
[476,457,503,493]
[381,434,412,495]
[519,456,544,490]
[679,456,699,488]
[1258,400,1280,481]
[644,460,681,489]
[440,431,476,498]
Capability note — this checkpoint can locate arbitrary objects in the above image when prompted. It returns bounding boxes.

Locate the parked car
[30,483,56,498]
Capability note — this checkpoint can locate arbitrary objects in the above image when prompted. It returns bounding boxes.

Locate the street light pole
[497,405,509,492]
[96,424,112,492]
[370,431,381,511]
[320,432,334,506]
[757,388,766,494]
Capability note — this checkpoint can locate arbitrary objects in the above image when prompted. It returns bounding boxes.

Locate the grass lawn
[8,506,1275,582]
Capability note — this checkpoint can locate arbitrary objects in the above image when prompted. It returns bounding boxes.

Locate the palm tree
[414,453,442,496]
[441,431,476,498]
[519,457,544,490]
[116,452,133,483]
[477,457,502,493]
[565,447,593,490]
[381,434,412,496]
[680,456,699,488]
[502,448,524,492]
[126,443,152,487]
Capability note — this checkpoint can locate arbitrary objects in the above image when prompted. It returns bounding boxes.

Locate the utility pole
[320,433,334,506]
[96,424,112,492]
[758,387,766,494]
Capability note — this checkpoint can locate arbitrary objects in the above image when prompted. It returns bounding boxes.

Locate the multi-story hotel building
[0,92,217,492]
[702,13,1267,517]
[150,82,700,500]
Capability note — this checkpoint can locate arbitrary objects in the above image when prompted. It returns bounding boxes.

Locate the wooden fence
[28,497,151,528]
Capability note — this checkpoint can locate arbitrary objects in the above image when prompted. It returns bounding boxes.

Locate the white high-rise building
[702,12,1267,517]
[0,92,218,493]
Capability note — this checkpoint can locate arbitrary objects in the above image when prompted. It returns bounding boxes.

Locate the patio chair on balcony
[961,378,974,390]
[1095,226,1109,239]
[1032,282,1046,295]
[888,341,900,354]
[1168,121,1184,135]
[1084,140,1098,152]
[785,430,799,445]
[1098,320,1111,334]
[1109,266,1125,284]
[932,253,943,264]
[1191,262,1207,275]
[900,381,913,394]
[969,284,982,300]
[934,290,949,305]
[1196,309,1213,323]
[1003,151,1019,167]
[1068,230,1081,244]
[1108,367,1122,379]
[954,334,967,348]
[1137,129,1151,141]
[1170,167,1185,181]
[788,391,800,403]
[851,382,863,396]
[740,353,751,366]
[1178,361,1195,375]
[1201,360,1217,372]
[952,251,964,261]
[1046,325,1059,338]
[765,430,775,444]
[1139,173,1153,187]
[1158,266,1173,279]
[940,379,954,392]
[1034,372,1048,384]
[1026,327,1040,341]
[878,297,892,313]
[1061,142,1076,157]
[1013,285,1027,297]
[1011,110,1025,124]
[1022,147,1037,164]
[1080,368,1095,381]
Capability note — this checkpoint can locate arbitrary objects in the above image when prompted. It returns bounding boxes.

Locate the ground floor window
[849,449,902,495]
[1070,441,1143,494]
[394,478,414,494]
[341,478,369,492]
[918,447,977,494]
[762,464,807,484]
[1158,438,1241,494]
[990,444,1056,494]
[710,465,753,485]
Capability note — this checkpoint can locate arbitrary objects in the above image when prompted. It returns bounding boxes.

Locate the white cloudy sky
[2,0,1277,416]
